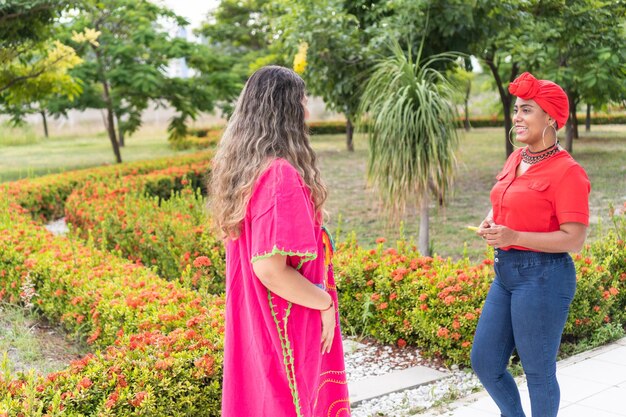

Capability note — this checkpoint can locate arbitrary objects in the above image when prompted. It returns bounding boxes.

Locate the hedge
[64,175,225,292]
[180,112,626,147]
[4,152,213,222]
[53,160,626,365]
[0,198,224,416]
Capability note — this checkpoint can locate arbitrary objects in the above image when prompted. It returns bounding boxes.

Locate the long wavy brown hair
[208,66,327,239]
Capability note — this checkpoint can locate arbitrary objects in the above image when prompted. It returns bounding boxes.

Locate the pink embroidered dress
[221,158,351,417]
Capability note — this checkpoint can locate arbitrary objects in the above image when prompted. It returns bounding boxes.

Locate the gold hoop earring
[508,126,522,149]
[541,124,558,149]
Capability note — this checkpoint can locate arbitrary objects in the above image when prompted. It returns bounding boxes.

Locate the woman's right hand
[320,303,335,354]
[477,215,495,239]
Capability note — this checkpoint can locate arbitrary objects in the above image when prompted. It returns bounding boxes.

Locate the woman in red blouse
[471,72,590,417]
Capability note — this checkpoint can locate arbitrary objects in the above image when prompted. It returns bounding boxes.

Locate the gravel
[44,218,69,236]
[344,337,482,417]
[351,369,482,417]
[343,337,437,382]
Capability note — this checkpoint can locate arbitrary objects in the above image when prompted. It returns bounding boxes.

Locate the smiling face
[513,98,556,151]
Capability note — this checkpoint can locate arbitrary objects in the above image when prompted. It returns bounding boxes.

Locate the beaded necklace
[521,142,560,165]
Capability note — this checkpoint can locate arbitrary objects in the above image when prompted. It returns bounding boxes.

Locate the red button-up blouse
[490,148,590,251]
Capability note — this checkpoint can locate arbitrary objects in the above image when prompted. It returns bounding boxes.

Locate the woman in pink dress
[209,65,351,417]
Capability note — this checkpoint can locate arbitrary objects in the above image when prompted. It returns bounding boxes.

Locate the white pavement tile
[554,373,613,403]
[578,386,626,416]
[467,393,531,416]
[342,339,366,353]
[593,345,626,367]
[558,403,625,417]
[349,365,448,404]
[558,358,626,385]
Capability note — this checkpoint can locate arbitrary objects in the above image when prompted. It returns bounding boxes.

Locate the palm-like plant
[359,41,459,256]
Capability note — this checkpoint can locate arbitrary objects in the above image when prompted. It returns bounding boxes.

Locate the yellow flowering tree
[293,43,308,75]
[0,1,84,130]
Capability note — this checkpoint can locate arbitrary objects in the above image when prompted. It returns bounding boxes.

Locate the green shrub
[65,179,225,292]
[0,197,224,416]
[334,238,493,365]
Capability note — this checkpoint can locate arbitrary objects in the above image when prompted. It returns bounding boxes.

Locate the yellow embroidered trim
[267,291,303,417]
[252,245,317,270]
[326,397,351,417]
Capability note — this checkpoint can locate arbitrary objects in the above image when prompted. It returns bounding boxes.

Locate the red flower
[105,390,119,408]
[436,327,449,338]
[129,391,148,407]
[77,377,93,390]
[397,338,407,348]
[193,256,212,268]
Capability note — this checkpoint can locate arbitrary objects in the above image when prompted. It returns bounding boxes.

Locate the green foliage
[65,177,225,293]
[276,0,371,121]
[194,0,275,116]
[358,40,459,255]
[0,189,224,416]
[0,1,83,123]
[334,238,493,365]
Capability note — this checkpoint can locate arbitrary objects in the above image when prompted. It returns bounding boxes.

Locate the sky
[159,0,220,32]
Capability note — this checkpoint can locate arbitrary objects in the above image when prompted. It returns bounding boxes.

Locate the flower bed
[4,152,212,222]
[65,175,224,292]
[0,197,224,416]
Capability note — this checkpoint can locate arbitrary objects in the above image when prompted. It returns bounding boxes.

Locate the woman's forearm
[253,255,332,310]
[513,229,586,253]
[481,222,587,253]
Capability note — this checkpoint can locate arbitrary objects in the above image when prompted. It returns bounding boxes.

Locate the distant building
[166,26,191,78]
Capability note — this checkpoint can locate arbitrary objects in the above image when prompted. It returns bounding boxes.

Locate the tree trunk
[116,113,125,147]
[102,81,122,163]
[564,90,576,154]
[572,103,579,139]
[585,103,591,132]
[464,81,471,131]
[346,117,354,152]
[418,194,430,256]
[40,110,49,138]
[485,58,517,158]
[95,48,122,163]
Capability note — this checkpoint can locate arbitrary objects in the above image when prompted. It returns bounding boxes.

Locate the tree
[539,0,626,153]
[274,0,379,151]
[449,64,476,131]
[53,0,233,163]
[195,0,278,116]
[0,1,83,127]
[466,0,555,157]
[359,41,459,256]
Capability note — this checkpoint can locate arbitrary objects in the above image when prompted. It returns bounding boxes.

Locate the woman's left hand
[482,225,519,248]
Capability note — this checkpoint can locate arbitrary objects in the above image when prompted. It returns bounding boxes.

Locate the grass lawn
[0,125,197,182]
[0,303,87,375]
[2,123,624,260]
[314,125,626,260]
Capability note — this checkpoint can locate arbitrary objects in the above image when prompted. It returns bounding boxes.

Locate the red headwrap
[508,72,569,129]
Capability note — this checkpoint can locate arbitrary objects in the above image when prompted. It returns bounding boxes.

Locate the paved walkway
[418,337,626,417]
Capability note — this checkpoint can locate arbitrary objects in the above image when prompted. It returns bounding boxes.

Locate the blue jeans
[471,248,576,417]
